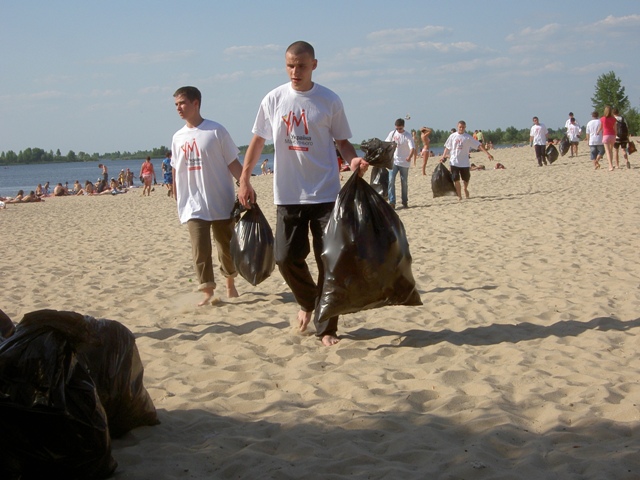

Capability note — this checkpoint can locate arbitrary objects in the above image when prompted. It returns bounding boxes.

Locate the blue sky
[1,1,639,154]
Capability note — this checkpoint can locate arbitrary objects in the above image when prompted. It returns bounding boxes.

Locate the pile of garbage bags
[0,308,159,479]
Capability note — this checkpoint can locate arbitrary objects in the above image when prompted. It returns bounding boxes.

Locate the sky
[1,1,639,155]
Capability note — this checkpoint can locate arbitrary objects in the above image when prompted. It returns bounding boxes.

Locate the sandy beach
[2,143,640,479]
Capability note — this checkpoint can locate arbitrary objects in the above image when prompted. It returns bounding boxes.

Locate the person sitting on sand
[43,182,50,196]
[53,183,67,196]
[35,184,44,198]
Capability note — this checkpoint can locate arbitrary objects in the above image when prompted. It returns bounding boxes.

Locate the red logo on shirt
[181,139,202,170]
[282,109,308,135]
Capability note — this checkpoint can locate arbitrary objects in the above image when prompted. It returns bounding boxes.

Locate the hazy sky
[2,1,639,154]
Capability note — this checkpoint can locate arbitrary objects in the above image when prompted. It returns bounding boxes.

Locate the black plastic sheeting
[559,134,570,156]
[431,162,457,198]
[546,143,559,164]
[230,199,276,286]
[315,169,422,323]
[0,309,159,479]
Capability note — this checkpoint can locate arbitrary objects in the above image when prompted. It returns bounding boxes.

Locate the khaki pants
[187,218,237,291]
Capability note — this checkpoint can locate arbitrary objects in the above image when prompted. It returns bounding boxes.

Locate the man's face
[457,123,466,134]
[286,51,317,91]
[532,118,539,125]
[395,124,405,133]
[174,94,199,124]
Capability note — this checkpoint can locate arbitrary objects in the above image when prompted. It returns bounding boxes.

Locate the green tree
[591,71,630,113]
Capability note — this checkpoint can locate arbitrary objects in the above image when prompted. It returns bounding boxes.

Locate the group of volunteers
[529,110,632,171]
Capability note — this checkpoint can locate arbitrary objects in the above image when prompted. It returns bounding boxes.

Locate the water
[0,155,275,198]
[0,147,458,198]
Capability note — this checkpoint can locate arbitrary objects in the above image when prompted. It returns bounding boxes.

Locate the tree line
[1,72,636,166]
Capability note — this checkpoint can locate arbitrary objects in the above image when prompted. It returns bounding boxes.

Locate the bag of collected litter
[360,137,397,170]
[0,308,15,342]
[559,134,570,156]
[0,310,117,479]
[369,166,389,199]
[76,315,160,438]
[315,168,422,323]
[431,162,457,198]
[545,143,559,164]
[230,199,275,286]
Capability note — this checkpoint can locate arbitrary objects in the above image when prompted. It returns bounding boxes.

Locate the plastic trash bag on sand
[431,162,457,198]
[559,134,570,156]
[546,143,559,164]
[230,199,275,286]
[0,309,159,479]
[315,169,422,323]
[0,310,117,479]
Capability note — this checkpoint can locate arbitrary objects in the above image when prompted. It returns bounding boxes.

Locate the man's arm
[335,139,368,174]
[238,134,266,208]
[227,159,243,182]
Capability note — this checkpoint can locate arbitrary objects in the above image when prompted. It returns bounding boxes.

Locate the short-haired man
[442,121,493,201]
[238,41,367,346]
[385,118,415,209]
[171,86,242,306]
[585,110,603,170]
[530,117,548,167]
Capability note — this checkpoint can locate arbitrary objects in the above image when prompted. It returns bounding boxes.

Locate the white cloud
[97,50,195,65]
[367,25,452,42]
[224,44,281,59]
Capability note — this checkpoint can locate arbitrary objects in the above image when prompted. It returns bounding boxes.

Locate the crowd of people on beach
[1,156,177,207]
[529,109,633,171]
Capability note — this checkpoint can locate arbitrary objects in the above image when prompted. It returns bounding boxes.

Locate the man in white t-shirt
[441,120,493,201]
[171,86,243,306]
[385,118,415,209]
[565,112,580,157]
[238,41,367,347]
[566,118,582,158]
[529,117,549,167]
[585,110,603,170]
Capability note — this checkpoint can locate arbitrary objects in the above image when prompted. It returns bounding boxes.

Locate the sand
[2,143,639,479]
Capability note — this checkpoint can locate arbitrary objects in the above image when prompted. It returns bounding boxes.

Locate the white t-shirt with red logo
[171,119,239,224]
[444,132,480,168]
[252,82,352,205]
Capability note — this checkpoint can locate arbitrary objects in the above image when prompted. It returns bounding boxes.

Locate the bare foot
[321,334,340,346]
[297,310,312,332]
[226,278,239,298]
[198,288,214,306]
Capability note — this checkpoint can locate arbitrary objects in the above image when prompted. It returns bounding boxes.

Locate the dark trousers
[275,203,338,338]
[534,144,547,166]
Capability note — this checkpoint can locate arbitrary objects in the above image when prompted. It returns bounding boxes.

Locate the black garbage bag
[360,137,397,170]
[431,162,457,198]
[559,134,570,156]
[230,199,275,286]
[369,166,389,199]
[546,143,559,164]
[315,169,422,323]
[75,315,160,438]
[0,307,15,342]
[0,310,117,479]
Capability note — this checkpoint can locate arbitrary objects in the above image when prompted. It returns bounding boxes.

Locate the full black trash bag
[230,199,275,286]
[315,169,422,323]
[546,143,559,164]
[0,310,117,479]
[369,166,389,199]
[431,162,457,198]
[360,137,397,170]
[0,308,15,342]
[75,315,160,438]
[559,134,570,156]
